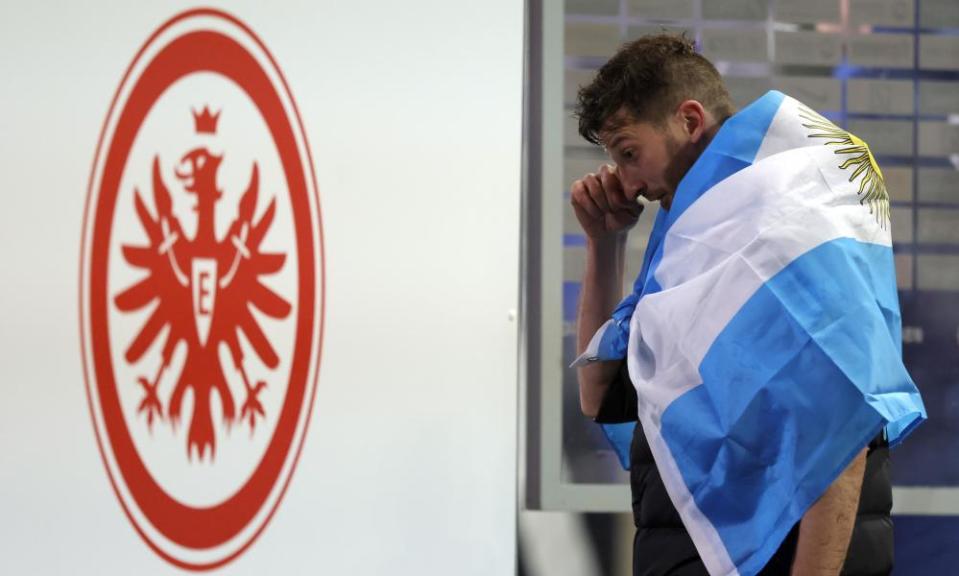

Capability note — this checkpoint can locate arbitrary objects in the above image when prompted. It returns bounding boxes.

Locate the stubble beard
[660,134,703,211]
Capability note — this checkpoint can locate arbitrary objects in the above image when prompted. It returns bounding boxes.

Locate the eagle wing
[215,162,291,371]
[114,156,192,365]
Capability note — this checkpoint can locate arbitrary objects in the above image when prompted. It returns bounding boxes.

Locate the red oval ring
[79,8,325,570]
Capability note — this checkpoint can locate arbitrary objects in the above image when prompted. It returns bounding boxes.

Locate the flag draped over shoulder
[572,91,927,576]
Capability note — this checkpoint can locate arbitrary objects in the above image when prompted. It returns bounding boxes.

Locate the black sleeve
[593,361,638,424]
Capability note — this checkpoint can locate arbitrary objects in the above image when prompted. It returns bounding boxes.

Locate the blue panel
[563,282,581,322]
[894,516,959,574]
[893,292,959,486]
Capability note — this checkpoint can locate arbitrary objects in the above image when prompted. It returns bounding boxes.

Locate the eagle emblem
[115,107,289,460]
[79,9,323,568]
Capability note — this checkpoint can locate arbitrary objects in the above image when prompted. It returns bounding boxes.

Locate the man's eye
[622,149,634,160]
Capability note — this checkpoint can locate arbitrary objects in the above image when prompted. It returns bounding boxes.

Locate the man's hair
[576,34,734,146]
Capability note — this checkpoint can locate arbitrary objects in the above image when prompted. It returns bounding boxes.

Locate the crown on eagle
[192,106,220,134]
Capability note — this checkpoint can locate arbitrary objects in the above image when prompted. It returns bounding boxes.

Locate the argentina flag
[572,91,927,575]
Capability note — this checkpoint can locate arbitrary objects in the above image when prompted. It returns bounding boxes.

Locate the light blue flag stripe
[659,238,926,573]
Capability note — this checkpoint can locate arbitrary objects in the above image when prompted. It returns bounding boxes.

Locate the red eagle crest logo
[79,9,324,569]
[119,106,287,457]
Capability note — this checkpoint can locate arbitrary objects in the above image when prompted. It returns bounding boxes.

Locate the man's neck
[701,117,725,149]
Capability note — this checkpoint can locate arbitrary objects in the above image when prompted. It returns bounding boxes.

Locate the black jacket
[597,363,893,576]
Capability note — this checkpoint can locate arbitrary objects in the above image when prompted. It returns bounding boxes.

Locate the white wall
[0,1,522,574]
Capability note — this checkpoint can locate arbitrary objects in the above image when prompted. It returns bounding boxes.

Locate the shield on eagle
[191,258,218,347]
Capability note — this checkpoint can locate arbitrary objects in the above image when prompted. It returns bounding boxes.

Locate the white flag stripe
[630,143,892,417]
[753,96,809,163]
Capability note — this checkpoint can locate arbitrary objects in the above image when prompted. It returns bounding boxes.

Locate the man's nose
[618,172,643,201]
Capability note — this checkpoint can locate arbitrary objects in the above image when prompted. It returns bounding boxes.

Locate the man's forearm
[791,448,868,576]
[576,233,628,417]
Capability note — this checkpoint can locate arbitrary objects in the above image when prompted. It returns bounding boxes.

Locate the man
[570,34,917,575]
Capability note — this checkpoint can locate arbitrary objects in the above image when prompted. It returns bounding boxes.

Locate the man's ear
[676,100,707,144]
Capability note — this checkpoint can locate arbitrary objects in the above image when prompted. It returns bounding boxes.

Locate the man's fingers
[582,173,611,213]
[572,168,645,237]
[571,179,602,219]
[609,210,638,230]
[600,164,634,211]
[625,199,645,217]
[571,197,597,227]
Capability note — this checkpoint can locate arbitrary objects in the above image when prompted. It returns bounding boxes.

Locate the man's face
[600,113,698,211]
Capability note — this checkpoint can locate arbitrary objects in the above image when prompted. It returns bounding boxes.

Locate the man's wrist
[586,231,628,254]
[584,231,628,285]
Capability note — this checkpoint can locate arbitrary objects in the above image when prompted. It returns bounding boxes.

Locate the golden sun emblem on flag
[799,106,890,228]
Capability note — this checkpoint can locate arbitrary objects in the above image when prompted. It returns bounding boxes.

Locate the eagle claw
[240,380,267,432]
[137,376,163,430]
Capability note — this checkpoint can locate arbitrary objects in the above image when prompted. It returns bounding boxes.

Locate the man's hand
[572,164,644,417]
[570,163,643,240]
[791,448,868,576]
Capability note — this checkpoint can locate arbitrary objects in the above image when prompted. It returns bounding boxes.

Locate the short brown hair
[575,33,734,146]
